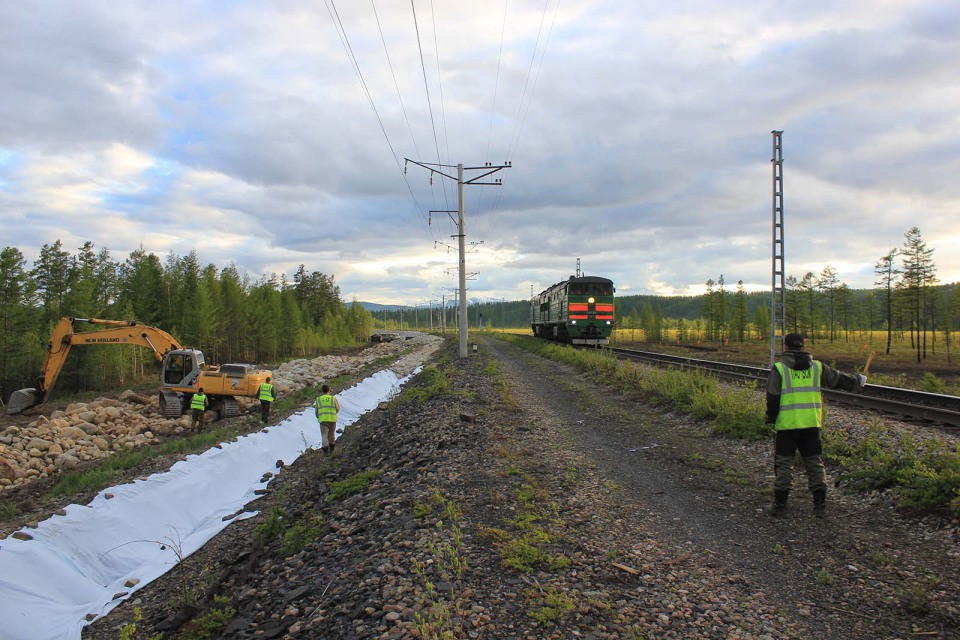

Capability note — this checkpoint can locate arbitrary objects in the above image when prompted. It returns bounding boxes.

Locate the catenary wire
[323,0,434,238]
[411,0,451,212]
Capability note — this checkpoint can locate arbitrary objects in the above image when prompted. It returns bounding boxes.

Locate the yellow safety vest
[774,361,823,430]
[259,383,274,401]
[190,393,207,411]
[316,394,337,422]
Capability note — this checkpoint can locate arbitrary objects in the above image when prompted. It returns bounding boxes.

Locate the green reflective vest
[190,393,207,411]
[774,361,823,430]
[259,383,274,401]
[316,394,337,423]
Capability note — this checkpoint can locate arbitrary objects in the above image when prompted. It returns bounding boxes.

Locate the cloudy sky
[2,1,958,306]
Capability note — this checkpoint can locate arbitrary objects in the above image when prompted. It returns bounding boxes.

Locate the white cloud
[1,0,958,304]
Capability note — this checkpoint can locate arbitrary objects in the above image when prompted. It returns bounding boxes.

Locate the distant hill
[355,302,408,312]
[356,301,458,312]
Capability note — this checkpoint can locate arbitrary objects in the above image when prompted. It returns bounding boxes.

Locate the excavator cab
[161,349,204,387]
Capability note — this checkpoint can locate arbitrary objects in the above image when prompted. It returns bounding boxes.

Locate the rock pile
[0,333,442,493]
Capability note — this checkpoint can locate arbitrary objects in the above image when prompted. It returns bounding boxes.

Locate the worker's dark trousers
[260,400,272,424]
[773,427,827,493]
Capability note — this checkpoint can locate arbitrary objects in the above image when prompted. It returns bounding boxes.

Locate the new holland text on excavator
[7,317,272,421]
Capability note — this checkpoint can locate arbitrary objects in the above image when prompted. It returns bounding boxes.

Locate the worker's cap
[784,332,805,349]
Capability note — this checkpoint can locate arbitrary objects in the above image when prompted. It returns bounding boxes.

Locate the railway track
[597,345,960,430]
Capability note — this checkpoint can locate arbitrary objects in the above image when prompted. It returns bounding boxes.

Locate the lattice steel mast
[770,130,786,366]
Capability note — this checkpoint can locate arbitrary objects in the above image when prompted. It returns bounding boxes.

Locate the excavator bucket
[7,388,42,414]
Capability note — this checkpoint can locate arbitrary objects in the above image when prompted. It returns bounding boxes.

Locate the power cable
[411,0,451,211]
[473,0,510,244]
[324,0,434,238]
[372,0,423,161]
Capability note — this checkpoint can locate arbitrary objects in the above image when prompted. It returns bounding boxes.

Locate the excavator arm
[7,317,183,413]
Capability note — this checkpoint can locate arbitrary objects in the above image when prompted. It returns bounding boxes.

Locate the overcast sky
[2,1,958,306]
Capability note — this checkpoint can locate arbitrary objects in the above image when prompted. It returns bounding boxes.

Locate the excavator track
[219,397,241,419]
[159,392,183,419]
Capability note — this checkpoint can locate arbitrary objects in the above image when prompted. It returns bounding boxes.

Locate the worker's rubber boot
[766,490,789,517]
[813,489,827,518]
[330,441,336,453]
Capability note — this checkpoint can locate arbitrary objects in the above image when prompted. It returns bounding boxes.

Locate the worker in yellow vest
[190,388,208,430]
[258,377,275,424]
[765,333,866,518]
[315,384,340,454]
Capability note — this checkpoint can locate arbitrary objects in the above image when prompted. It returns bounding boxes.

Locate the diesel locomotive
[530,275,615,345]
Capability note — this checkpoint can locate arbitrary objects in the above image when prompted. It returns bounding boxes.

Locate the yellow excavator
[7,317,272,420]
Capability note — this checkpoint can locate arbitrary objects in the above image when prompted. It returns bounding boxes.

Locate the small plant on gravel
[255,506,287,545]
[479,526,511,543]
[625,626,652,640]
[526,587,575,625]
[117,606,141,640]
[500,534,551,572]
[413,487,447,518]
[865,550,892,569]
[490,443,518,460]
[412,491,467,640]
[403,360,456,402]
[178,595,236,640]
[773,543,785,555]
[0,502,16,519]
[326,469,382,502]
[279,514,323,556]
[815,568,834,585]
[723,467,751,485]
[897,572,941,615]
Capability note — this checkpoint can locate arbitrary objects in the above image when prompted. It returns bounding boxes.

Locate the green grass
[327,469,383,502]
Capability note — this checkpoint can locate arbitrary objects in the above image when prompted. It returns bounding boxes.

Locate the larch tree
[819,265,839,342]
[874,248,899,355]
[899,227,937,363]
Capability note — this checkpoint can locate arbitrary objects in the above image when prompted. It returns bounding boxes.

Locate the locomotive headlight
[570,320,577,325]
[588,297,595,304]
[606,321,611,325]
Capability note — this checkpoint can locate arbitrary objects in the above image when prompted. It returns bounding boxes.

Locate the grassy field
[482,327,960,394]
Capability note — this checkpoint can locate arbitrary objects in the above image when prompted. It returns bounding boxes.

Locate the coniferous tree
[819,265,839,342]
[797,272,818,342]
[119,246,165,325]
[32,240,71,326]
[734,280,747,343]
[900,227,937,363]
[874,249,899,355]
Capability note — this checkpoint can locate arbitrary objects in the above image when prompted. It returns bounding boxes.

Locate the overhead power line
[324,0,433,235]
[411,0,451,211]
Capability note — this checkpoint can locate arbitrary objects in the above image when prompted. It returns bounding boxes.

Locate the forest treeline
[0,240,374,401]
[620,227,957,363]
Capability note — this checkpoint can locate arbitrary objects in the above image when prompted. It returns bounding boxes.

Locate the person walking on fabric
[315,384,340,453]
[258,377,275,424]
[765,332,866,518]
[190,388,208,430]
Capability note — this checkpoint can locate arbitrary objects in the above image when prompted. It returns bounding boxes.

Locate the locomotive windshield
[569,282,612,296]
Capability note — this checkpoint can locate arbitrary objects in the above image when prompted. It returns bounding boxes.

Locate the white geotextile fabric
[0,368,413,640]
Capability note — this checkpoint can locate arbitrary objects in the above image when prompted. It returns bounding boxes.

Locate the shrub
[327,469,382,502]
